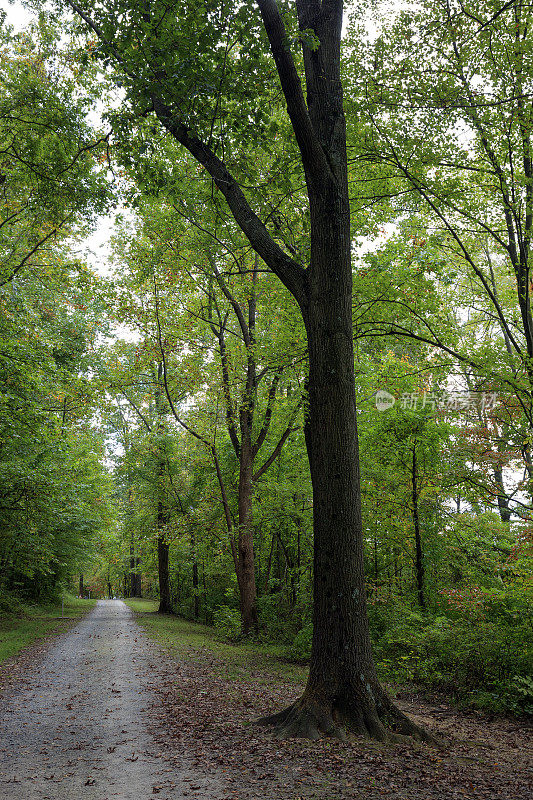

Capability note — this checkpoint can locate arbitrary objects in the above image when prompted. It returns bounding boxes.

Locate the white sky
[4,1,33,30]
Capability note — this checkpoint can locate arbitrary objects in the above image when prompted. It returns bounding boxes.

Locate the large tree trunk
[258,1,430,737]
[262,197,387,738]
[259,199,430,740]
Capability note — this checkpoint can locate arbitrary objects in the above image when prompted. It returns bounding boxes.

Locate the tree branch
[253,369,282,456]
[253,423,297,481]
[256,0,333,187]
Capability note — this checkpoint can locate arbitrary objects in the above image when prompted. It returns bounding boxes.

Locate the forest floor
[0,599,530,800]
[129,600,532,800]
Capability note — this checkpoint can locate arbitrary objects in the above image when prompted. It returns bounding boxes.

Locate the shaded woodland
[0,0,532,728]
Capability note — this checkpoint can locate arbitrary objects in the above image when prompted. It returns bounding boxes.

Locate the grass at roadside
[0,595,96,665]
[124,598,308,685]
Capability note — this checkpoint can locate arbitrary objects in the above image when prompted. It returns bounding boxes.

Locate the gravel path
[0,600,220,800]
[1,600,530,800]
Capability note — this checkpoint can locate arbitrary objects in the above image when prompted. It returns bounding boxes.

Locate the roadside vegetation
[0,594,96,665]
[126,597,533,717]
[125,598,307,686]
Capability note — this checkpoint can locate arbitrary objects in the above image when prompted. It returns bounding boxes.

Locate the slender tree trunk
[192,560,199,619]
[157,535,172,613]
[191,532,200,619]
[297,523,301,573]
[157,459,173,614]
[263,531,276,594]
[154,363,173,614]
[157,488,172,613]
[129,515,138,597]
[157,489,172,614]
[202,563,208,623]
[79,574,84,598]
[134,561,142,597]
[293,499,303,605]
[291,561,297,608]
[412,447,426,611]
[493,465,512,522]
[238,436,258,634]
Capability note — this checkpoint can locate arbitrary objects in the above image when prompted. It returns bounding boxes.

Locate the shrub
[212,605,242,641]
[368,597,533,716]
[502,676,533,716]
[285,622,313,662]
[256,592,309,643]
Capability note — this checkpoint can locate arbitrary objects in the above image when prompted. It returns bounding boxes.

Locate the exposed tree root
[376,695,441,746]
[257,699,346,741]
[257,691,441,746]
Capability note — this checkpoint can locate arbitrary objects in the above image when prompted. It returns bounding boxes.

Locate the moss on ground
[124,598,308,685]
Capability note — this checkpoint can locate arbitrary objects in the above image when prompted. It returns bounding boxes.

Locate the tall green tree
[56,0,430,740]
[0,258,113,599]
[109,198,305,632]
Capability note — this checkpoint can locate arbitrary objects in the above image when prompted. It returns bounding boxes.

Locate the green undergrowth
[125,598,308,686]
[0,594,96,665]
[366,602,533,717]
[126,597,533,717]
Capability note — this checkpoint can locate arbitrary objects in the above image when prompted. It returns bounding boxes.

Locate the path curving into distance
[0,600,218,799]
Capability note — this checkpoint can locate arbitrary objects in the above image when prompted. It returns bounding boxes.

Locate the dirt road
[1,600,531,800]
[0,600,219,800]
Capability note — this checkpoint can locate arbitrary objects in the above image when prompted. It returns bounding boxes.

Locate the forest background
[0,0,532,722]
